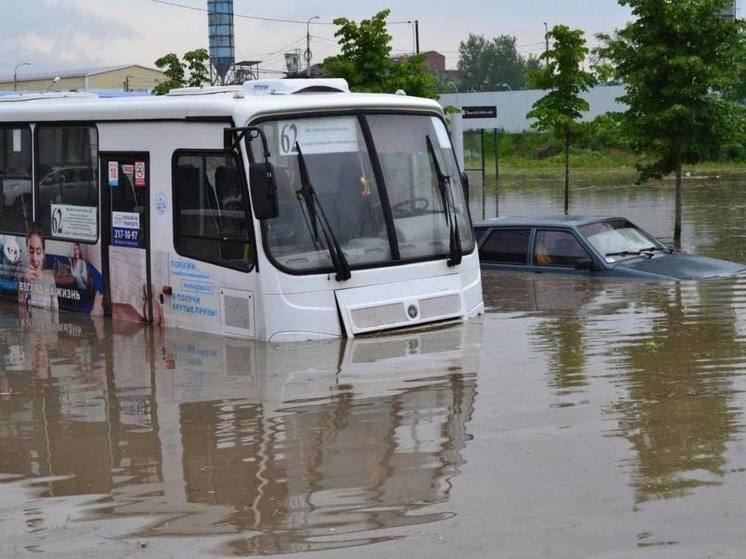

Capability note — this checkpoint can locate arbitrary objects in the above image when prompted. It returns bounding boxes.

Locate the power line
[149,0,333,24]
[238,36,307,61]
[148,0,413,26]
[310,35,340,46]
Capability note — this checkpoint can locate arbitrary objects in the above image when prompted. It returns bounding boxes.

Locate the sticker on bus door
[112,211,141,248]
[122,164,134,186]
[134,161,146,187]
[108,161,119,187]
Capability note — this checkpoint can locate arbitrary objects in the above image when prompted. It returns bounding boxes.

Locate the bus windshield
[250,113,474,274]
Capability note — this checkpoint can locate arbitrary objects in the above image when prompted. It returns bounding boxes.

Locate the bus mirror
[224,129,234,150]
[250,162,278,220]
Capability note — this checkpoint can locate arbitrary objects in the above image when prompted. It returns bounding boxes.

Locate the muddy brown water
[2,173,746,558]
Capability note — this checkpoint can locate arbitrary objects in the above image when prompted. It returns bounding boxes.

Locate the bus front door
[100,153,152,323]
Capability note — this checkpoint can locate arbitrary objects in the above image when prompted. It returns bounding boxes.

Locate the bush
[719,142,746,162]
[535,144,562,158]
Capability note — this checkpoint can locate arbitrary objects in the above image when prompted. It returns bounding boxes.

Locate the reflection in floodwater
[533,314,587,398]
[484,272,605,400]
[0,304,481,555]
[611,279,745,504]
[482,268,746,513]
[5,175,746,556]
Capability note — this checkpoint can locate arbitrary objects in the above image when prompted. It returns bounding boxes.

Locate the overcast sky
[1,0,635,78]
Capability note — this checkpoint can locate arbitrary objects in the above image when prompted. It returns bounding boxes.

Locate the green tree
[734,26,746,102]
[184,48,210,87]
[388,54,440,98]
[457,34,528,91]
[153,49,211,95]
[527,25,596,215]
[153,53,185,95]
[323,10,391,90]
[523,54,542,88]
[492,35,528,90]
[322,10,437,98]
[597,0,745,246]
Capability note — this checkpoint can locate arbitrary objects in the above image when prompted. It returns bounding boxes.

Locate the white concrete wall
[439,85,627,133]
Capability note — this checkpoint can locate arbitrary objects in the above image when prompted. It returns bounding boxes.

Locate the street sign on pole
[462,106,497,119]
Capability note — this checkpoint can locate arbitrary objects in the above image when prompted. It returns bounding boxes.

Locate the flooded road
[3,173,746,557]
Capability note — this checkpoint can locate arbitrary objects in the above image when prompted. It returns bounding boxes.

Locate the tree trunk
[564,133,570,215]
[674,160,682,250]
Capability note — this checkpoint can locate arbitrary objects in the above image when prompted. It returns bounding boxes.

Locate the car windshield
[579,219,663,262]
[250,114,474,273]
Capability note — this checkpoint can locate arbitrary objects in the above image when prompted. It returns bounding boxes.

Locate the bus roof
[0,79,443,124]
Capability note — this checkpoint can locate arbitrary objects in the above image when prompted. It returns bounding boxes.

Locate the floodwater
[2,172,746,558]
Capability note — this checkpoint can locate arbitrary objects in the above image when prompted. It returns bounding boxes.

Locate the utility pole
[13,62,31,92]
[305,15,320,77]
[544,22,549,56]
[415,20,420,54]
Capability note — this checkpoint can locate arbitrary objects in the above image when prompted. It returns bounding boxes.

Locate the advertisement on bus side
[0,226,104,316]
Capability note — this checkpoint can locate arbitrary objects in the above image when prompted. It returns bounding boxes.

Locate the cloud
[17,33,55,56]
[0,0,633,78]
[0,0,131,74]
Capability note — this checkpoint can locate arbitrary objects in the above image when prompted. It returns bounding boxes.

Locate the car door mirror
[249,162,278,220]
[574,257,598,271]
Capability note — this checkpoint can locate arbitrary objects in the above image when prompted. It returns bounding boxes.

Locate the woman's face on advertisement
[27,234,43,270]
[73,244,81,259]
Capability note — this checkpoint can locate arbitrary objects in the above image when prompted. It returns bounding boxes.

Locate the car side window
[479,228,531,264]
[533,230,589,267]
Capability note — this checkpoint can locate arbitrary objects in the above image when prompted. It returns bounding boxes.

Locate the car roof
[474,215,619,228]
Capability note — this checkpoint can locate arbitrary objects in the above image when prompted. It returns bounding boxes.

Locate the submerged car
[475,216,746,280]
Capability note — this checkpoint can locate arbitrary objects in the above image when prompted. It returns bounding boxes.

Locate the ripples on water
[2,174,746,557]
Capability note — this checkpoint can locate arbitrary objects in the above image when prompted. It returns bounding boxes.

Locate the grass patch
[466,153,746,176]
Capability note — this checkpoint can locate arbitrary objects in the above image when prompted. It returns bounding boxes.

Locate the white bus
[0,79,483,341]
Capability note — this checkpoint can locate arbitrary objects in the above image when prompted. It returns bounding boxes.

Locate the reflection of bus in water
[0,79,482,341]
[0,307,482,554]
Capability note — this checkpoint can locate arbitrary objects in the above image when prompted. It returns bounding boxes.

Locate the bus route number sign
[280,123,298,155]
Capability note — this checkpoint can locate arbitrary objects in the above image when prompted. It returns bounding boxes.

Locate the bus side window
[173,152,253,272]
[0,125,33,235]
[35,125,98,242]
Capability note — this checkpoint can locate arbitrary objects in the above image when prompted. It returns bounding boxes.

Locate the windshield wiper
[605,247,660,258]
[295,142,351,281]
[605,250,642,257]
[426,135,462,267]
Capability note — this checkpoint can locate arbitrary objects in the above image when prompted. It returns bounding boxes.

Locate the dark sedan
[475,216,746,280]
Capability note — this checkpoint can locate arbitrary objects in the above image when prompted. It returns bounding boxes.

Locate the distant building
[305,50,457,84]
[393,50,446,73]
[422,51,446,73]
[0,65,165,93]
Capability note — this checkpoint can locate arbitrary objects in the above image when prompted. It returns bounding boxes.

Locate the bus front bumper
[335,271,483,337]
